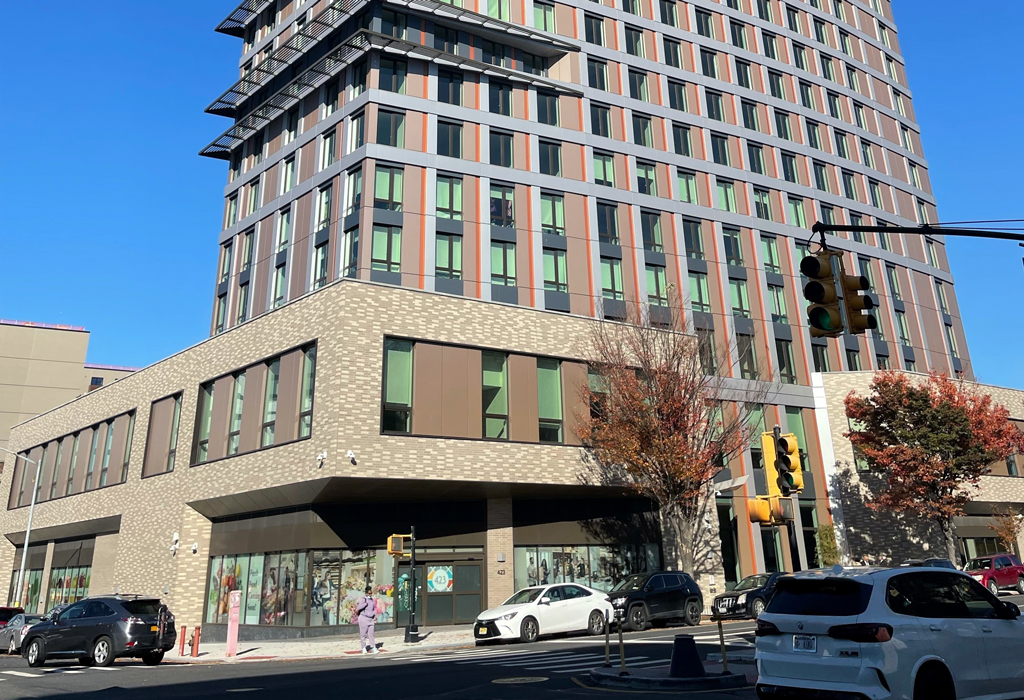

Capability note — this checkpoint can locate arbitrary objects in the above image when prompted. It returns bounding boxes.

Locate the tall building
[0,0,985,639]
[0,319,136,457]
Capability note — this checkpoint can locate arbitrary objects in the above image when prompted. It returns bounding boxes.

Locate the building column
[37,541,55,614]
[485,498,514,609]
[89,533,120,597]
[171,506,213,633]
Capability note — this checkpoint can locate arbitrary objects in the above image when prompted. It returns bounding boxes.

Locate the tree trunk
[938,516,959,566]
[658,504,687,572]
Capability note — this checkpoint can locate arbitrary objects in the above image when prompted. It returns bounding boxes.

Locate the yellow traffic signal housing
[748,497,772,524]
[387,535,404,556]
[761,431,782,498]
[838,257,878,335]
[770,496,795,522]
[800,252,845,338]
[776,433,804,495]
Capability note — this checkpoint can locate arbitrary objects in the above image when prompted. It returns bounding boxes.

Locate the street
[0,620,761,699]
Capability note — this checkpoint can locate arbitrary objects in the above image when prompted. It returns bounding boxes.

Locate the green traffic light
[809,307,836,330]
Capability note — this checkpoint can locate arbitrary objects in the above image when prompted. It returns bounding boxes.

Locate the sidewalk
[170,625,476,664]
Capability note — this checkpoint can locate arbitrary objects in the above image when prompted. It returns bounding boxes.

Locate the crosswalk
[0,664,164,680]
[392,646,671,674]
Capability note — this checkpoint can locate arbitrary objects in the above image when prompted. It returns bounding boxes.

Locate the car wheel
[751,598,766,619]
[587,610,606,636]
[683,599,702,626]
[1017,577,1024,595]
[520,617,539,643]
[988,579,1000,597]
[8,637,15,655]
[914,663,955,700]
[91,636,114,667]
[142,650,164,666]
[25,638,45,668]
[628,605,647,632]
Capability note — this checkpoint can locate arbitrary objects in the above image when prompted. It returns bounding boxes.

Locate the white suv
[755,566,1024,700]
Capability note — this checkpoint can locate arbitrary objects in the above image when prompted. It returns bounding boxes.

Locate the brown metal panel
[208,376,235,462]
[441,347,474,438]
[508,354,539,443]
[143,397,175,477]
[70,427,94,495]
[561,362,587,446]
[412,343,444,436]
[51,435,74,500]
[106,414,130,486]
[240,363,266,454]
[35,443,56,504]
[466,350,483,439]
[7,456,23,509]
[251,219,274,317]
[275,350,303,443]
[86,423,108,491]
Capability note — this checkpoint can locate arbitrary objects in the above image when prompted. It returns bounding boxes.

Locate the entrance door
[395,562,483,626]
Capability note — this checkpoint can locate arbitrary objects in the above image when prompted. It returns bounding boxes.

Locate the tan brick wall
[90,533,119,596]
[485,498,514,608]
[0,280,639,621]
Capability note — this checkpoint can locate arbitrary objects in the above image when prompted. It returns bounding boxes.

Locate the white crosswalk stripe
[398,646,673,674]
[2,671,42,678]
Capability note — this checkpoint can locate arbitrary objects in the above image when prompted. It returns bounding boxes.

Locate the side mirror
[540,597,551,605]
[644,586,653,593]
[1002,602,1021,619]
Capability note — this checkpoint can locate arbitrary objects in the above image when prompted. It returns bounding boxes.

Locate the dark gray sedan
[0,614,43,654]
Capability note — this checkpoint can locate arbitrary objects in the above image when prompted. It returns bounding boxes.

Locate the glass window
[379,59,407,94]
[490,81,512,115]
[594,153,614,187]
[601,257,624,300]
[748,143,764,174]
[672,124,690,156]
[437,121,463,158]
[636,162,656,195]
[491,241,516,286]
[436,233,463,280]
[788,197,807,228]
[641,211,662,252]
[689,271,711,313]
[768,284,788,323]
[588,59,607,90]
[591,103,611,137]
[537,359,563,443]
[541,193,565,235]
[731,21,746,48]
[383,339,413,433]
[731,278,750,318]
[371,225,402,273]
[320,130,336,170]
[626,26,644,57]
[543,248,568,293]
[736,60,751,89]
[646,265,668,307]
[629,71,648,101]
[677,170,697,204]
[194,382,214,464]
[347,112,365,153]
[482,352,509,439]
[754,188,772,221]
[717,180,737,212]
[261,359,280,447]
[534,0,554,30]
[227,374,245,456]
[341,227,359,279]
[777,339,797,384]
[660,0,677,26]
[376,110,405,147]
[490,185,514,227]
[737,333,758,379]
[537,91,559,126]
[374,166,404,211]
[633,114,653,148]
[723,228,743,266]
[775,111,792,140]
[438,70,462,105]
[696,9,714,38]
[317,184,334,228]
[664,38,681,68]
[668,80,686,110]
[490,131,513,167]
[761,236,780,273]
[539,140,561,176]
[585,14,604,45]
[597,203,618,244]
[706,91,724,121]
[277,208,292,251]
[782,153,799,183]
[488,0,510,19]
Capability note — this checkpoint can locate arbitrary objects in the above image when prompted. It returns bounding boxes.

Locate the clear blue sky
[1,2,1022,387]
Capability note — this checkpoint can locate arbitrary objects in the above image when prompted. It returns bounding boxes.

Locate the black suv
[607,571,703,631]
[712,572,787,619]
[22,596,176,667]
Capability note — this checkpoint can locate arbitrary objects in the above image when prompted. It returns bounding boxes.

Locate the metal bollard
[603,610,611,667]
[179,626,188,656]
[617,610,627,676]
[190,626,201,658]
[717,617,729,674]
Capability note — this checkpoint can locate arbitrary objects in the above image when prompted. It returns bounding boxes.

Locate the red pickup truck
[965,553,1024,596]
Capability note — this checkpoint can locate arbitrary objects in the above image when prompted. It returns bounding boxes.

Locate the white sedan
[474,583,614,643]
[755,566,1024,700]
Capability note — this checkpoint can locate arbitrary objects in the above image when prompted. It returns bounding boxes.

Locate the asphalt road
[0,620,760,700]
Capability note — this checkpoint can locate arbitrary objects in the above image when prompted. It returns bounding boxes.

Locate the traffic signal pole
[811,222,1024,244]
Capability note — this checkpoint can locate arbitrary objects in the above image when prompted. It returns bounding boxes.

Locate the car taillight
[123,617,146,625]
[755,619,782,636]
[827,623,893,643]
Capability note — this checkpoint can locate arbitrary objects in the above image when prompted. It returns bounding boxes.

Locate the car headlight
[612,598,627,608]
[500,612,518,621]
[737,593,747,605]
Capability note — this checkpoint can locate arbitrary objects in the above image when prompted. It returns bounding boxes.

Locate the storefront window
[44,566,90,609]
[206,549,393,627]
[7,569,43,609]
[513,544,659,593]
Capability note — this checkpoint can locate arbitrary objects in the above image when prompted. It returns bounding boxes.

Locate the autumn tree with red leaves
[577,301,768,578]
[845,371,1024,563]
[989,507,1024,556]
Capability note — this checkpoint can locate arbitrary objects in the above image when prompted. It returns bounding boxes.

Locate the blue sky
[1,2,1022,387]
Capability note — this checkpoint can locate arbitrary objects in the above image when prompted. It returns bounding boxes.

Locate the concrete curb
[165,640,478,665]
[589,667,749,690]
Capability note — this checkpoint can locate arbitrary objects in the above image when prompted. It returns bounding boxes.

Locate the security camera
[316,451,327,468]
[347,450,357,465]
[191,543,199,555]
[170,532,180,555]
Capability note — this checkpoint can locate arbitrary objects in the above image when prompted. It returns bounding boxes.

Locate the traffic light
[748,497,772,524]
[775,432,804,495]
[387,535,405,556]
[761,431,782,498]
[839,260,878,335]
[800,252,844,338]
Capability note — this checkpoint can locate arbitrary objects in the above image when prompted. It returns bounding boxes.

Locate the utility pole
[0,447,41,609]
[404,525,418,643]
[811,221,1024,245]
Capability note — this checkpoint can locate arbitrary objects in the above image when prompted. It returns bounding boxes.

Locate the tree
[989,507,1024,556]
[815,523,841,567]
[845,371,1024,563]
[576,299,768,579]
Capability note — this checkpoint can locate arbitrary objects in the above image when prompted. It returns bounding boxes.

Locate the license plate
[151,626,159,632]
[793,635,816,653]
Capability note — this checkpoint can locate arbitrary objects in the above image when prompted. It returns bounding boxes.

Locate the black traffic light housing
[840,269,878,335]
[801,252,844,338]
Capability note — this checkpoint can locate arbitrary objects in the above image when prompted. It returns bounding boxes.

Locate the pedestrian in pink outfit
[356,585,378,654]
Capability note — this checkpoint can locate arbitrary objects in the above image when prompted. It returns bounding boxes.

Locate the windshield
[734,575,769,592]
[122,601,162,616]
[610,574,648,593]
[967,558,992,571]
[24,615,42,623]
[0,609,19,622]
[503,588,544,605]
[767,578,872,617]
